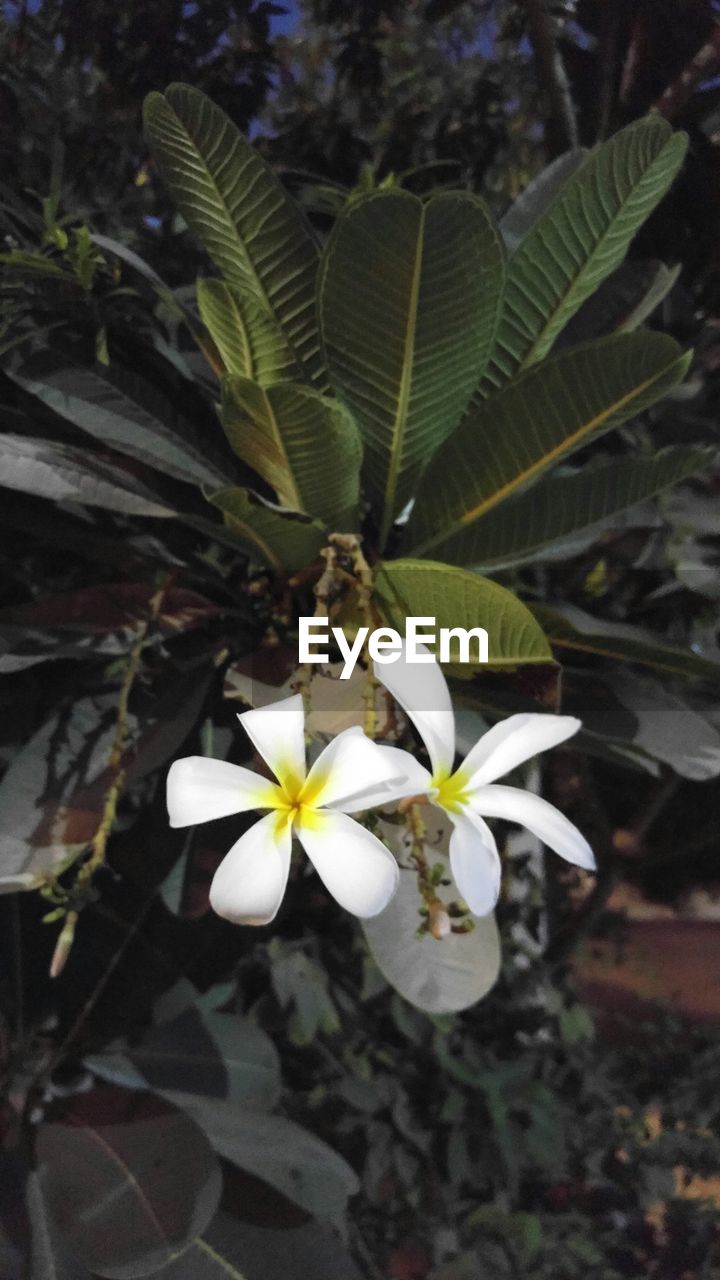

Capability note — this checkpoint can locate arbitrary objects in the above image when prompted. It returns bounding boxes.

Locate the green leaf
[208,487,326,571]
[86,1008,281,1109]
[534,602,720,685]
[318,189,505,544]
[36,1086,222,1279]
[159,1094,360,1224]
[6,349,230,488]
[484,116,688,389]
[499,149,587,253]
[0,434,175,518]
[363,815,501,1014]
[219,378,361,526]
[373,559,552,667]
[406,332,691,559]
[196,277,297,385]
[608,671,720,780]
[144,84,324,388]
[428,445,714,569]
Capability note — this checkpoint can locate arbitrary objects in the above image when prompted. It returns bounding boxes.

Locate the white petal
[462,713,581,788]
[209,811,292,925]
[303,727,424,810]
[167,756,283,828]
[238,693,306,792]
[447,806,501,917]
[326,744,433,811]
[471,784,596,870]
[295,810,399,918]
[373,642,455,778]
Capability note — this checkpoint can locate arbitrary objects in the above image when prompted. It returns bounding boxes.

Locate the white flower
[374,646,595,917]
[166,694,411,925]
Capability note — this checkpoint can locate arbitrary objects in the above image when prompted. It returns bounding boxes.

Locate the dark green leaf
[406,333,690,559]
[533,602,720,685]
[431,446,714,569]
[484,116,688,389]
[144,84,324,388]
[319,189,505,543]
[0,434,175,517]
[6,350,230,488]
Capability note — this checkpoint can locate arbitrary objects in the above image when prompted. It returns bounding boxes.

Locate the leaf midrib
[159,92,308,380]
[501,132,679,376]
[409,358,681,557]
[379,203,425,546]
[236,384,305,513]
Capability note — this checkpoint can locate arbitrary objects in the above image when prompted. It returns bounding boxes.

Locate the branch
[653,22,720,121]
[522,0,579,154]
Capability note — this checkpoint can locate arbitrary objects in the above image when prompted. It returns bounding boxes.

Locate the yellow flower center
[271,766,331,834]
[433,767,471,814]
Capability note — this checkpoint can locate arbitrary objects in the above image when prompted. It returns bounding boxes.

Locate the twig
[653,22,720,121]
[48,578,171,978]
[36,894,156,1091]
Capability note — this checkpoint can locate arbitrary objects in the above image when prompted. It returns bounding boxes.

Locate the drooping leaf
[556,259,681,348]
[196,278,296,385]
[0,582,223,637]
[86,1007,281,1108]
[532,602,720,685]
[0,434,175,517]
[144,84,324,388]
[428,446,714,569]
[610,672,720,780]
[0,584,223,672]
[406,333,691,559]
[6,349,231,488]
[159,1094,359,1224]
[35,1085,222,1279]
[219,378,361,526]
[362,816,501,1014]
[318,188,505,543]
[484,116,688,390]
[561,668,720,780]
[208,487,326,571]
[373,559,552,668]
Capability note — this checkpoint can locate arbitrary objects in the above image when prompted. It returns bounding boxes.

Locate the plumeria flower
[167,694,412,925]
[373,646,595,916]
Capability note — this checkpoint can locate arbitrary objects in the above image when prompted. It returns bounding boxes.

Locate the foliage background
[1,2,720,1277]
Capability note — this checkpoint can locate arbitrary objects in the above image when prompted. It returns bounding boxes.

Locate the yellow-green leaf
[374,559,552,668]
